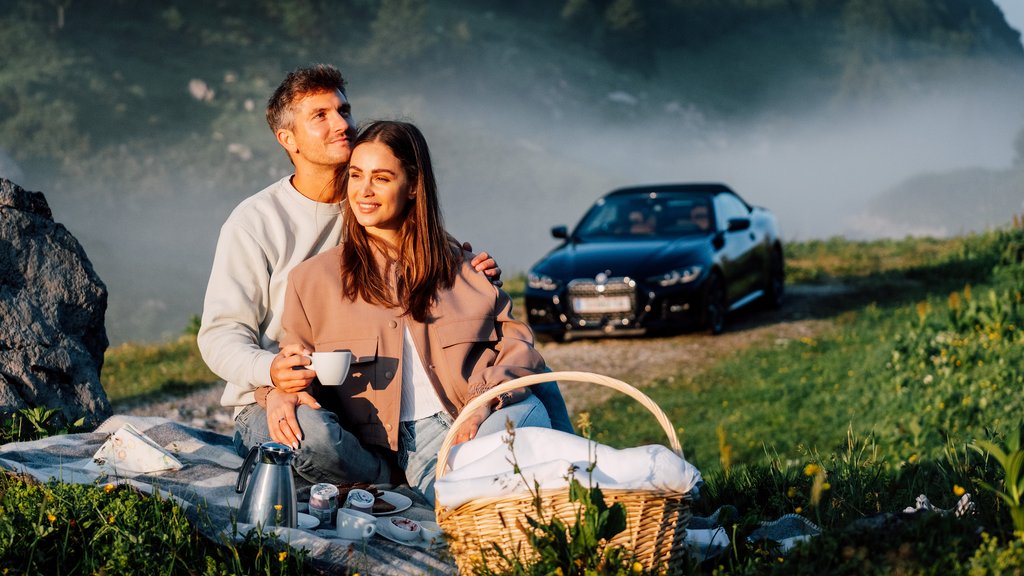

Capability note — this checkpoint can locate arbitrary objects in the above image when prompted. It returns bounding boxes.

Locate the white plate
[372,491,412,516]
[296,512,320,530]
[373,518,441,549]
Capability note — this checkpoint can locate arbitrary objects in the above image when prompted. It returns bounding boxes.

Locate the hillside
[1,0,1022,344]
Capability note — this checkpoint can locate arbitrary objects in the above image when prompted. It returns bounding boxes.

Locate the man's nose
[329,111,350,132]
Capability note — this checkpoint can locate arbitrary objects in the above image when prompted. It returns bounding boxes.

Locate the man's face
[280,89,356,170]
[691,205,710,230]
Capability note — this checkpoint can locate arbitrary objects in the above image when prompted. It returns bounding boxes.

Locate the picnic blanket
[0,415,454,576]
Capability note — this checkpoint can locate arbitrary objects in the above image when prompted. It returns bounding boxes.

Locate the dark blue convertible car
[525,183,784,340]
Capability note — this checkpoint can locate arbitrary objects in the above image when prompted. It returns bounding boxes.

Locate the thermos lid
[259,441,294,465]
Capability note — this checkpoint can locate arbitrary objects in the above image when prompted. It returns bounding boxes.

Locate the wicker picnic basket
[435,371,693,574]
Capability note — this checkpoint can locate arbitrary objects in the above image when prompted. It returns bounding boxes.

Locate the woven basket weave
[435,371,692,574]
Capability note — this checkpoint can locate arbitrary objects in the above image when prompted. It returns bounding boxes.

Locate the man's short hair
[266,64,346,132]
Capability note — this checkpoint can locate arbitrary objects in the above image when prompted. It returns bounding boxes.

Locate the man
[198,64,569,484]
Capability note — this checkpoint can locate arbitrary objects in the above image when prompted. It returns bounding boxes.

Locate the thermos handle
[235,444,260,494]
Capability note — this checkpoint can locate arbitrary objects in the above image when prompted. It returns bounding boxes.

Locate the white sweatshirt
[197,176,343,415]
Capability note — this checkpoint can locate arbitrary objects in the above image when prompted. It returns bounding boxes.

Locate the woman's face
[347,141,413,243]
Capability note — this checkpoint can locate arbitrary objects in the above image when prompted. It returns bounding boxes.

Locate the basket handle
[435,371,682,481]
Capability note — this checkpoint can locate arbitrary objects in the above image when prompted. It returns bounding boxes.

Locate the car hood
[532,236,710,280]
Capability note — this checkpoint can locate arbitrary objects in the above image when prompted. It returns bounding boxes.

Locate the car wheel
[703,273,726,335]
[764,247,784,309]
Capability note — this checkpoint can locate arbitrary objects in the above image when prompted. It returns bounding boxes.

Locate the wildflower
[795,507,803,514]
[787,486,797,498]
[822,482,831,491]
[274,504,283,511]
[923,374,933,385]
[47,513,56,523]
[108,515,115,524]
[104,483,115,493]
[908,454,919,464]
[631,561,644,574]
[278,551,287,562]
[804,463,820,477]
[953,485,966,497]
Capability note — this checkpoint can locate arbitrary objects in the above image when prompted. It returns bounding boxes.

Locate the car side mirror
[551,225,568,239]
[726,217,751,232]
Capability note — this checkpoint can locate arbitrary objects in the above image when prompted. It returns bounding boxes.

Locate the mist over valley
[2,0,1022,345]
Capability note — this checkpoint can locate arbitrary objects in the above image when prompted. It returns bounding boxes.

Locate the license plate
[573,296,631,313]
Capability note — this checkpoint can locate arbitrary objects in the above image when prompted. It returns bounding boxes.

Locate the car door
[713,193,760,304]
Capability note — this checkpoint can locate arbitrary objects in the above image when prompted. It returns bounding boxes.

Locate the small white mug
[336,508,376,540]
[305,351,352,386]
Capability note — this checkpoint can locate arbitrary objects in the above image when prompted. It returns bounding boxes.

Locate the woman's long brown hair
[338,121,461,322]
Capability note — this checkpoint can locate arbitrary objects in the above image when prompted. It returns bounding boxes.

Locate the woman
[268,120,550,504]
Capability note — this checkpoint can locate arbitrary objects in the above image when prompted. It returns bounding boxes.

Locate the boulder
[0,178,111,431]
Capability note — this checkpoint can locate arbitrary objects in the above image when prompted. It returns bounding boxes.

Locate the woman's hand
[464,241,502,288]
[452,403,493,445]
[270,344,315,393]
[265,387,320,449]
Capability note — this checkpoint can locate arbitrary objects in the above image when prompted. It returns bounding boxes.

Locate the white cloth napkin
[434,427,702,509]
[91,422,184,474]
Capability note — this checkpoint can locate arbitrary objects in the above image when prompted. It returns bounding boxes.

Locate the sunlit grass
[6,225,1024,574]
[102,328,219,406]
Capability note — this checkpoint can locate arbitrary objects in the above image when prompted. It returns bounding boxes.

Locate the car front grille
[566,277,637,321]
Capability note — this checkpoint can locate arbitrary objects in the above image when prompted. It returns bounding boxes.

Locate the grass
[3,224,1024,573]
[102,330,220,406]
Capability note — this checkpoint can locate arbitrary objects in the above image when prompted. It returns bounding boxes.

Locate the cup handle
[363,523,376,538]
[303,354,315,371]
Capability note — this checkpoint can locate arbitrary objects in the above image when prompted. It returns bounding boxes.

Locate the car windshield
[573,192,713,240]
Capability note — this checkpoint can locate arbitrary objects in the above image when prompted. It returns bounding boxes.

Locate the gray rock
[0,178,111,431]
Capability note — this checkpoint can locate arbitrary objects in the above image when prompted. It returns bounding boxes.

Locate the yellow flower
[274,504,283,511]
[47,513,56,523]
[804,463,820,477]
[953,485,966,497]
[278,551,287,562]
[631,562,644,574]
[104,483,115,493]
[908,454,919,464]
[822,482,831,491]
[786,486,797,498]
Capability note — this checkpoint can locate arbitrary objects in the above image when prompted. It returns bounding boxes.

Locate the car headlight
[527,272,561,291]
[648,265,702,287]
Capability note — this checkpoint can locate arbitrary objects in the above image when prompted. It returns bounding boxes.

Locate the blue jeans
[233,403,394,485]
[398,394,550,506]
[534,377,573,434]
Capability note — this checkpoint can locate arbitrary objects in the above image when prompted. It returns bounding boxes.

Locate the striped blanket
[0,415,452,575]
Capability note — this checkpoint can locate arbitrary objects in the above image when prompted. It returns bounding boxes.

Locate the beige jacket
[280,246,544,451]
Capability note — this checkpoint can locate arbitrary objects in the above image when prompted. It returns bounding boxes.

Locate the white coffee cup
[305,351,352,386]
[336,508,376,540]
[419,520,444,545]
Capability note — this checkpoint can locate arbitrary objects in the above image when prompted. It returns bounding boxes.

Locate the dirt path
[125,285,845,434]
[538,299,832,414]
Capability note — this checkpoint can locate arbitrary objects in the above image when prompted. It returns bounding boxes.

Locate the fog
[5,36,1024,347]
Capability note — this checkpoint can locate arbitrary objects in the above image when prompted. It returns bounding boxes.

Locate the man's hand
[265,388,321,449]
[452,403,493,445]
[271,343,315,393]
[464,241,502,288]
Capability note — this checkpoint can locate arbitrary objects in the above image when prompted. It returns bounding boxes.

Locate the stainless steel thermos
[235,442,298,528]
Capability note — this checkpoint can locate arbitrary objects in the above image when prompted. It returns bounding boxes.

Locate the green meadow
[3,222,1023,574]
